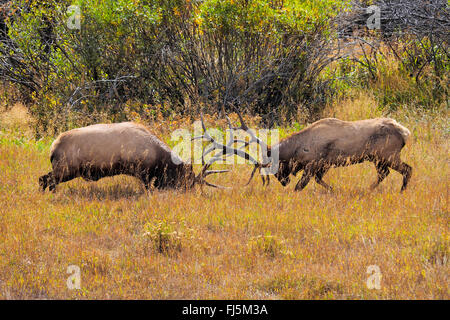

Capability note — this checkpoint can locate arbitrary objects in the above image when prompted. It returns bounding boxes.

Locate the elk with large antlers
[39,119,254,192]
[231,108,412,192]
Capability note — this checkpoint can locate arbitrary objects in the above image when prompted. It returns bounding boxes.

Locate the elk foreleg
[294,166,314,191]
[314,167,333,191]
[262,174,270,186]
[141,175,156,192]
[48,167,77,192]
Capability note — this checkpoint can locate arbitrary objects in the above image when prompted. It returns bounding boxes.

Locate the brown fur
[270,118,412,192]
[39,122,194,192]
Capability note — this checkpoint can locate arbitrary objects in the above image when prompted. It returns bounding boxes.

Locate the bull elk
[232,110,412,192]
[39,118,255,192]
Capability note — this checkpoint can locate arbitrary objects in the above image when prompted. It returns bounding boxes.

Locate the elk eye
[303,148,309,152]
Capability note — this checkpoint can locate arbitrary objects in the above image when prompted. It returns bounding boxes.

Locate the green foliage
[1,0,447,136]
[332,53,449,112]
[2,0,349,135]
[197,0,344,34]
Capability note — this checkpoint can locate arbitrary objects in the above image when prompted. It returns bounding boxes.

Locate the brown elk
[231,110,412,192]
[39,118,254,192]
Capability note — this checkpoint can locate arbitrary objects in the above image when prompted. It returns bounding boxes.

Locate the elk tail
[389,119,411,144]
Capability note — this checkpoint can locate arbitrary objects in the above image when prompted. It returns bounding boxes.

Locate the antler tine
[193,112,260,188]
[229,105,265,145]
[192,113,214,166]
[227,106,261,149]
[228,103,249,131]
[193,113,214,142]
[225,115,244,132]
[202,144,220,159]
[245,164,260,186]
[244,161,273,185]
[191,113,220,144]
[225,103,274,186]
[204,169,230,176]
[225,115,252,149]
[204,181,227,189]
[225,115,235,130]
[228,104,271,165]
[199,112,260,166]
[196,112,222,166]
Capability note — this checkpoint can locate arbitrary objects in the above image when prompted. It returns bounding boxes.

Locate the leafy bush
[0,0,347,136]
[1,0,447,136]
[336,0,449,110]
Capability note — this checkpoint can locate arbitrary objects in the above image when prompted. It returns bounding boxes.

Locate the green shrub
[1,0,347,135]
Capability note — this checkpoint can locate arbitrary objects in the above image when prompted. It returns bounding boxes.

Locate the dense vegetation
[0,0,448,136]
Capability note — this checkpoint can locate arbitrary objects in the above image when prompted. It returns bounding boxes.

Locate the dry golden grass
[0,95,448,299]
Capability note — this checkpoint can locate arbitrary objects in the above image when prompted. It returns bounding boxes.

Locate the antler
[192,113,260,188]
[226,104,272,186]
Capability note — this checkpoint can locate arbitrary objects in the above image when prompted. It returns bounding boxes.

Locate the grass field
[0,95,448,299]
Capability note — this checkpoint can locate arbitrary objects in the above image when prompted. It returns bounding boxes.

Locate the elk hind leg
[370,161,390,189]
[390,161,412,192]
